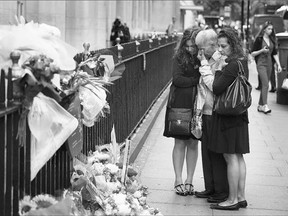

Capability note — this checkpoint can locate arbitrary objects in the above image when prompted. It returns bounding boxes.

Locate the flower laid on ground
[31,194,58,208]
[19,196,37,216]
[19,147,163,216]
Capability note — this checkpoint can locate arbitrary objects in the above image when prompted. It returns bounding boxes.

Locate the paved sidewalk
[133,61,288,216]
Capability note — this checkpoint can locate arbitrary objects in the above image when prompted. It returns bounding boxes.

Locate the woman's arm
[213,61,238,95]
[251,48,268,57]
[273,54,282,73]
[199,60,214,91]
[251,37,268,57]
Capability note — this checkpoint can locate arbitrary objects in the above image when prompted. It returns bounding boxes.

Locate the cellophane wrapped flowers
[19,145,163,216]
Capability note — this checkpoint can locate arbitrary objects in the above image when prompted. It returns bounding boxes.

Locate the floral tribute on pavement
[19,137,163,216]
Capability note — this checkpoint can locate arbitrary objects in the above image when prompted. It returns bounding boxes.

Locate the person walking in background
[110,17,125,46]
[255,49,277,93]
[122,22,131,43]
[194,29,229,203]
[207,27,250,211]
[251,21,282,114]
[163,27,201,196]
[166,16,176,36]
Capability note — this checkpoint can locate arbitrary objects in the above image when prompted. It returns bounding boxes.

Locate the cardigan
[252,36,277,63]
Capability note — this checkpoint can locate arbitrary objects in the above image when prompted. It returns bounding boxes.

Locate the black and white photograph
[0,0,288,215]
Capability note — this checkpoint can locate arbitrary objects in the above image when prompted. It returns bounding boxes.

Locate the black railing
[0,35,177,216]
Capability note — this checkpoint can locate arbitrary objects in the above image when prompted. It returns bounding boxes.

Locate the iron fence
[0,35,177,215]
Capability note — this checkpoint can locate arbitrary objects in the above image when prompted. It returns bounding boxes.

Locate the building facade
[0,0,182,51]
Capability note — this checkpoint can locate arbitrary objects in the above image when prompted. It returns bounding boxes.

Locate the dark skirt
[208,111,250,154]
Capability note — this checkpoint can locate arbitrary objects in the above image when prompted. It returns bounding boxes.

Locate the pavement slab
[133,60,288,215]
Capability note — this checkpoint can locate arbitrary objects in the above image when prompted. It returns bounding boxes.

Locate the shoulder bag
[281,75,288,90]
[214,60,252,115]
[165,84,195,137]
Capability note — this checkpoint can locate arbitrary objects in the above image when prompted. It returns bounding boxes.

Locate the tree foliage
[194,0,244,20]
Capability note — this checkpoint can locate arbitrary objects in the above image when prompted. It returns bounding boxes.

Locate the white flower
[112,193,127,205]
[129,197,142,213]
[73,164,87,176]
[105,163,119,174]
[89,151,110,163]
[133,190,142,199]
[19,196,37,215]
[138,196,147,206]
[106,182,121,193]
[94,208,106,216]
[91,162,105,175]
[104,203,114,215]
[32,194,58,208]
[139,209,152,215]
[118,203,131,215]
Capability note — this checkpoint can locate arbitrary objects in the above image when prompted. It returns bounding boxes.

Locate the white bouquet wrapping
[79,84,107,127]
[28,92,78,180]
[0,16,78,71]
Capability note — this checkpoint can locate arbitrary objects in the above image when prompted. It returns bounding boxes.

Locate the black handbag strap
[167,84,175,108]
[167,83,197,108]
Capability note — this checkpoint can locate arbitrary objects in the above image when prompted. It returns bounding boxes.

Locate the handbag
[282,77,288,90]
[164,84,195,137]
[214,60,252,115]
[167,107,193,136]
[191,83,205,139]
[191,110,202,139]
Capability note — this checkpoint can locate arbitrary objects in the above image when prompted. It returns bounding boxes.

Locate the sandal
[174,184,187,196]
[185,183,194,195]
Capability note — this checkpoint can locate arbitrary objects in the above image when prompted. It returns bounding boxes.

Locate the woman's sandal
[174,184,187,196]
[185,183,194,195]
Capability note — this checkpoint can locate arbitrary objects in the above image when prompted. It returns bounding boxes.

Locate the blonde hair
[195,29,217,47]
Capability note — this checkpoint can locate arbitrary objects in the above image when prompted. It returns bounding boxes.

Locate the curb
[129,84,170,163]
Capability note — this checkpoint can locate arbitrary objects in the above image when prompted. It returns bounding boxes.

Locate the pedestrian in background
[163,27,201,196]
[195,29,229,203]
[110,17,125,46]
[166,16,176,36]
[251,21,282,114]
[122,22,131,43]
[208,27,250,211]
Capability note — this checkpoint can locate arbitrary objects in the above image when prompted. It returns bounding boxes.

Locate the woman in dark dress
[163,27,201,196]
[209,28,250,210]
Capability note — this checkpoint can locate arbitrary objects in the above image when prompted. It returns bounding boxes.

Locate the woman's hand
[262,46,269,54]
[214,57,227,71]
[197,49,206,62]
[277,64,282,73]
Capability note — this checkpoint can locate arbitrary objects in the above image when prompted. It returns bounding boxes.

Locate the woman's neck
[263,34,269,39]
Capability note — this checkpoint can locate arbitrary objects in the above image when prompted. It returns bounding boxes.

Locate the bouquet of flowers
[16,54,64,147]
[60,51,113,127]
[19,146,163,216]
